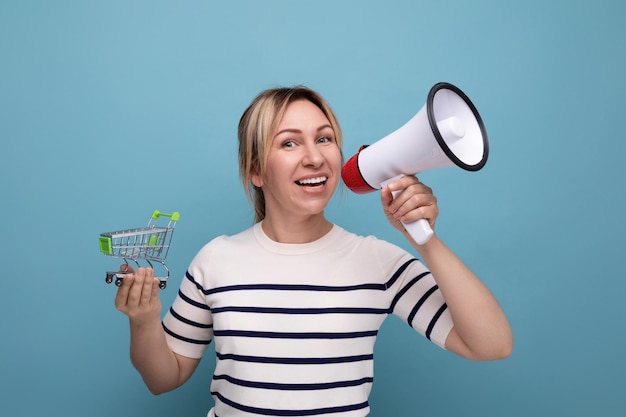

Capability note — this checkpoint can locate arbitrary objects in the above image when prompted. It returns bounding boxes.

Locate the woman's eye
[282,140,296,148]
[318,136,333,144]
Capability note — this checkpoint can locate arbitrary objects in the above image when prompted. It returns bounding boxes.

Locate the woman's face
[252,99,342,220]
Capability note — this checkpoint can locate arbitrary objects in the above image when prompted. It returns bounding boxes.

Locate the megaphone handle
[381,175,434,246]
[403,218,434,246]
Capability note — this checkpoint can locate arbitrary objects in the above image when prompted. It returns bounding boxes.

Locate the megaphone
[341,82,489,245]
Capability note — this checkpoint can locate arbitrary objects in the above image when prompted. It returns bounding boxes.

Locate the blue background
[1,1,624,416]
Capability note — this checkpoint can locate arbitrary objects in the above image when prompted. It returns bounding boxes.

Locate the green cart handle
[151,210,180,222]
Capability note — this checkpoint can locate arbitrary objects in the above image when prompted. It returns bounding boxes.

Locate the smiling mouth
[296,176,328,188]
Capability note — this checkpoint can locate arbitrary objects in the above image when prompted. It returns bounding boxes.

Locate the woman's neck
[260,214,333,244]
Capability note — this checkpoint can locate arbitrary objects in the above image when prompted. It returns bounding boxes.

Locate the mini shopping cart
[99,210,180,289]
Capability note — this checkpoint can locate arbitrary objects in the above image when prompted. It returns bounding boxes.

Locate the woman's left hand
[380,175,439,238]
[382,176,513,360]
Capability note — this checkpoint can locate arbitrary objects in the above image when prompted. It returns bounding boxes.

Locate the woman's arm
[115,267,200,393]
[410,236,513,360]
[381,176,513,361]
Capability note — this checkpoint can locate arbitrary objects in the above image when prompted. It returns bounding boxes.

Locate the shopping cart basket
[99,210,180,289]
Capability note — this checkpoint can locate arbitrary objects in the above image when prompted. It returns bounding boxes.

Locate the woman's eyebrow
[317,124,333,132]
[274,124,333,137]
[275,128,302,136]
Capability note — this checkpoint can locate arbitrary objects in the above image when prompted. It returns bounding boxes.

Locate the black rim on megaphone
[427,82,489,172]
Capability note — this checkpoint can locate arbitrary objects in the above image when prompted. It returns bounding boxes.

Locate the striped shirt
[163,222,453,417]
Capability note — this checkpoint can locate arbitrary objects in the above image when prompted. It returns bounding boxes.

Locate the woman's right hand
[114,266,162,324]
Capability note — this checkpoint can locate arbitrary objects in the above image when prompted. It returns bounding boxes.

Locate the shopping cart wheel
[159,281,167,290]
[105,273,113,284]
[115,277,124,287]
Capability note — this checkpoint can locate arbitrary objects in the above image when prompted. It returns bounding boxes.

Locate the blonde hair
[238,86,343,223]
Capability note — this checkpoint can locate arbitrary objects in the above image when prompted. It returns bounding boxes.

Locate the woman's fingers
[387,178,436,216]
[114,273,134,311]
[381,176,440,236]
[127,268,150,305]
[114,268,159,316]
[140,268,156,305]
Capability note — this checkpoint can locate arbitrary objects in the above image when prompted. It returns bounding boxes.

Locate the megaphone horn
[341,82,489,245]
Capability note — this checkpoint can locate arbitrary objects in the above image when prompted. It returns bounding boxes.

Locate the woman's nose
[302,143,324,167]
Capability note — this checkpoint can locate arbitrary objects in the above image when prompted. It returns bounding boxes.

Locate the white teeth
[297,176,327,185]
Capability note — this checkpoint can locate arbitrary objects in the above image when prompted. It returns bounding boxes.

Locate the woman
[115,86,513,417]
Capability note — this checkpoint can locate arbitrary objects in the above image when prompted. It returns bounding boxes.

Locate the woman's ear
[251,166,264,188]
[251,175,263,188]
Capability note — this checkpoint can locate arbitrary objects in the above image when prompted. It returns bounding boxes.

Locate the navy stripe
[169,307,212,329]
[389,271,431,312]
[185,271,207,292]
[213,374,373,391]
[384,258,419,289]
[204,282,386,295]
[211,306,387,315]
[178,288,210,310]
[212,391,368,416]
[425,303,448,340]
[407,285,439,327]
[162,322,211,345]
[216,352,373,364]
[187,258,420,297]
[213,330,377,339]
